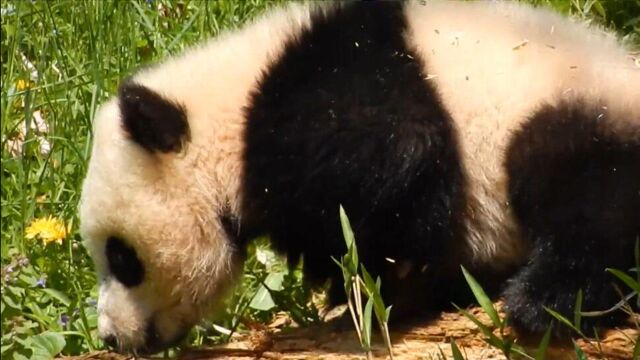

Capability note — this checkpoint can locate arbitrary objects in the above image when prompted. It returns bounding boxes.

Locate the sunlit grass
[1,1,285,357]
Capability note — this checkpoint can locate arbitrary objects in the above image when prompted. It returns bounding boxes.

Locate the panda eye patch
[105,237,145,287]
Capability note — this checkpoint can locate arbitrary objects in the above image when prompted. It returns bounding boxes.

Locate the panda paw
[503,265,629,338]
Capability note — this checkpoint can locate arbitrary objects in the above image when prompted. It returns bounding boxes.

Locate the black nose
[101,334,118,349]
[140,320,163,355]
[140,320,186,355]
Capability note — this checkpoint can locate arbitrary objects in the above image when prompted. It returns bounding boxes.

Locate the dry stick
[354,276,364,331]
[379,322,394,360]
[347,294,363,343]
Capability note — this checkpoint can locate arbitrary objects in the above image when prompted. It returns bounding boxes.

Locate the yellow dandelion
[25,216,67,245]
[16,79,32,91]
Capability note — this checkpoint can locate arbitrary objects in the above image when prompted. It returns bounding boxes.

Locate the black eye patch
[106,237,145,287]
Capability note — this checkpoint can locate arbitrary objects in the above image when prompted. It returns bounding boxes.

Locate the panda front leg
[503,99,640,336]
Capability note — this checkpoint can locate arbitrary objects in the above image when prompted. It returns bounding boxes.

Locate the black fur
[118,81,190,153]
[242,2,468,315]
[106,236,145,287]
[504,99,640,335]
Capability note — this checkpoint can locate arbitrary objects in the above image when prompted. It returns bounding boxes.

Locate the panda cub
[79,0,639,353]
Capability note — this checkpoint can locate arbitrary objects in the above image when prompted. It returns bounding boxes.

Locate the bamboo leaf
[363,296,374,349]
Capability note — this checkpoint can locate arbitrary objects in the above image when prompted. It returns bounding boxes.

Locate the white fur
[405,0,639,267]
[80,3,315,349]
[80,0,640,350]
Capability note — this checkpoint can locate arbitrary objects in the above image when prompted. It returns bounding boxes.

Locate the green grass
[1,0,638,358]
[0,1,294,358]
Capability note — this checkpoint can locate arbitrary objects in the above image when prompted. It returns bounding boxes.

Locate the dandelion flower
[25,216,67,245]
[16,79,32,91]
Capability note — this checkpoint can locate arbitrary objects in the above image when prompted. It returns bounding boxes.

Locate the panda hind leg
[503,99,640,336]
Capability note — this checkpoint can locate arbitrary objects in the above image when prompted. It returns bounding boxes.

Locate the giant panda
[79,0,640,353]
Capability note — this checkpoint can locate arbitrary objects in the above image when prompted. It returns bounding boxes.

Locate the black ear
[118,80,190,153]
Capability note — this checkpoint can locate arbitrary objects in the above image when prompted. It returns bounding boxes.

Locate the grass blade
[606,268,640,293]
[573,340,588,360]
[573,289,583,331]
[450,339,465,360]
[544,306,584,337]
[535,325,553,360]
[460,266,501,328]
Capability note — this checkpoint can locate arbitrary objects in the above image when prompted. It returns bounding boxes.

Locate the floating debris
[512,39,529,50]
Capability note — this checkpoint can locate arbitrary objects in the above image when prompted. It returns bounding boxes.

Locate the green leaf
[2,294,20,310]
[460,266,501,328]
[361,266,376,296]
[360,267,387,321]
[40,288,71,307]
[606,268,640,293]
[450,339,465,360]
[1,343,13,355]
[14,353,30,360]
[339,205,355,249]
[362,296,373,348]
[263,272,285,291]
[25,332,66,360]
[535,325,553,360]
[249,285,275,311]
[573,340,588,360]
[339,206,359,274]
[591,0,606,18]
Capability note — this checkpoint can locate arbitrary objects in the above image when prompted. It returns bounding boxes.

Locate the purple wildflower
[6,265,14,274]
[58,313,70,328]
[35,277,46,288]
[18,257,29,267]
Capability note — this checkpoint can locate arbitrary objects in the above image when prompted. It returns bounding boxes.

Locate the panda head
[79,79,243,353]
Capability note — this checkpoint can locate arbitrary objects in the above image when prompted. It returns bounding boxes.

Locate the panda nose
[101,334,118,349]
[142,320,162,354]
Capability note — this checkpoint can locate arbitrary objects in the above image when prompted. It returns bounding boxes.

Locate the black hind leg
[504,100,640,336]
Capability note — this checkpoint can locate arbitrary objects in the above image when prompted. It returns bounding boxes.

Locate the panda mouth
[134,319,188,355]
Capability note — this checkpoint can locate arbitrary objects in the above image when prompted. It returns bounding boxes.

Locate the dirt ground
[61,304,637,360]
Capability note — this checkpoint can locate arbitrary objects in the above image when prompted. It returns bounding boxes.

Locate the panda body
[79,0,640,353]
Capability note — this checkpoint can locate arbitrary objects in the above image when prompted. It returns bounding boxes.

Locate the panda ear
[118,80,190,153]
